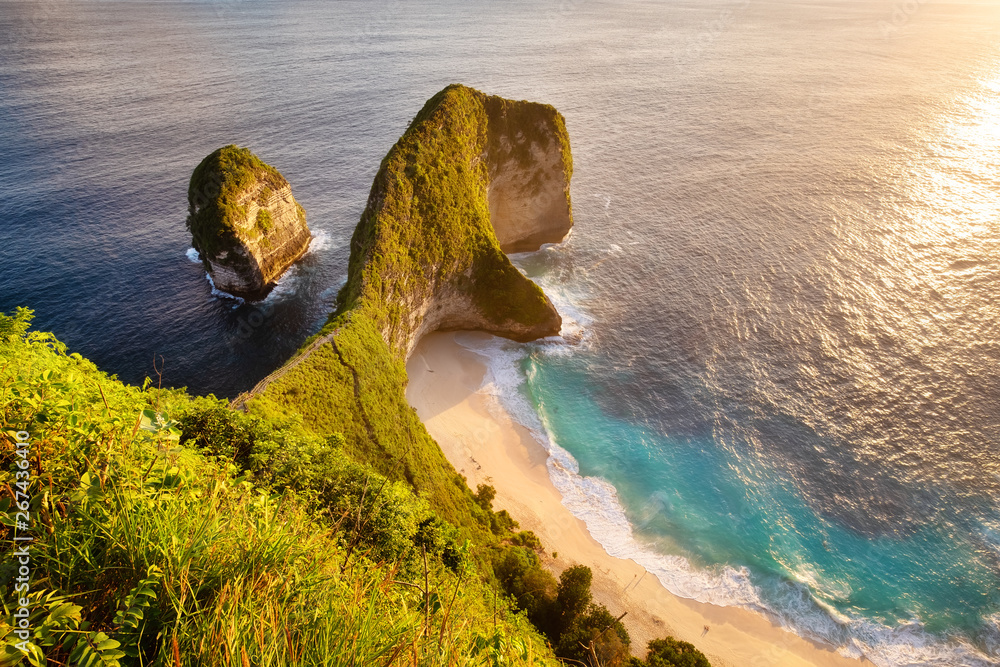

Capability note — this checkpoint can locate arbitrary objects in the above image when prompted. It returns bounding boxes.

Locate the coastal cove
[407,331,867,667]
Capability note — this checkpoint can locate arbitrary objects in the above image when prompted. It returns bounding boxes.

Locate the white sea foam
[205,273,244,304]
[205,261,308,305]
[984,614,1000,658]
[185,247,201,263]
[262,271,299,303]
[509,252,593,351]
[544,284,592,349]
[307,229,336,254]
[455,269,1000,667]
[203,231,331,303]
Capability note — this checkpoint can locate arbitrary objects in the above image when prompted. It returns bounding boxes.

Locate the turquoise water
[520,352,1000,661]
[4,0,1000,663]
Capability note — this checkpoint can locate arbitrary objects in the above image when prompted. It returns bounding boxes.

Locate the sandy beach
[406,331,867,667]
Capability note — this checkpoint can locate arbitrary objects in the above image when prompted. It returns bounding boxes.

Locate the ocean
[2,0,999,664]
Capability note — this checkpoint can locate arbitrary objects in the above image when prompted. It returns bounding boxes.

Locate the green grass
[0,87,716,667]
[250,312,489,534]
[0,309,558,666]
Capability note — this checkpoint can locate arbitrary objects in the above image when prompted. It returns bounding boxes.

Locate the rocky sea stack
[187,145,311,300]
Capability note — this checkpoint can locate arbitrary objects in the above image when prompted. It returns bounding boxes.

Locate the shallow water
[3,1,1000,663]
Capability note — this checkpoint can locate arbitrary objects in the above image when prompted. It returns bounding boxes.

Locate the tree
[474,483,497,510]
[474,483,520,534]
[555,603,631,667]
[644,636,712,667]
[494,547,557,625]
[555,565,593,637]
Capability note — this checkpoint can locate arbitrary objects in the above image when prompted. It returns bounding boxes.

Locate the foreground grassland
[0,309,556,667]
[0,310,712,666]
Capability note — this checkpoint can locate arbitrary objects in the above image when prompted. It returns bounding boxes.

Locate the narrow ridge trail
[229,324,341,411]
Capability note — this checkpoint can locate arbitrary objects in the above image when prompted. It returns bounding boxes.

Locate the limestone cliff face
[337,84,574,358]
[485,100,574,254]
[187,146,311,300]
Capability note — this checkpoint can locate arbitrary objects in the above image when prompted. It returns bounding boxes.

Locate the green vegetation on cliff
[249,313,487,530]
[0,309,712,666]
[245,84,573,536]
[234,84,710,666]
[1,87,712,667]
[337,83,568,350]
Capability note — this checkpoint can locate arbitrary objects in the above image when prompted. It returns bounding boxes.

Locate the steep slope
[245,84,574,529]
[340,83,573,357]
[0,308,558,667]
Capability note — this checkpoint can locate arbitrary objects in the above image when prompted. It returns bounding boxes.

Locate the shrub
[509,530,543,551]
[0,306,31,340]
[644,636,713,667]
[319,461,430,568]
[256,208,273,233]
[495,547,557,624]
[492,508,519,535]
[475,483,497,510]
[178,399,280,470]
[414,515,467,571]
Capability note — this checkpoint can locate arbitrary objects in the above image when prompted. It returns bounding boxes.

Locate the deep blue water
[3,1,1000,664]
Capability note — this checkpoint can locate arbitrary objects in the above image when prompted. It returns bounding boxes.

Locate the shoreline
[406,331,867,667]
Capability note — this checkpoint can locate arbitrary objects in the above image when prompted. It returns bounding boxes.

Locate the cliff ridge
[245,84,574,527]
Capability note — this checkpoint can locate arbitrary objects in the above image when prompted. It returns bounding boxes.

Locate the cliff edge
[187,145,311,300]
[244,84,573,525]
